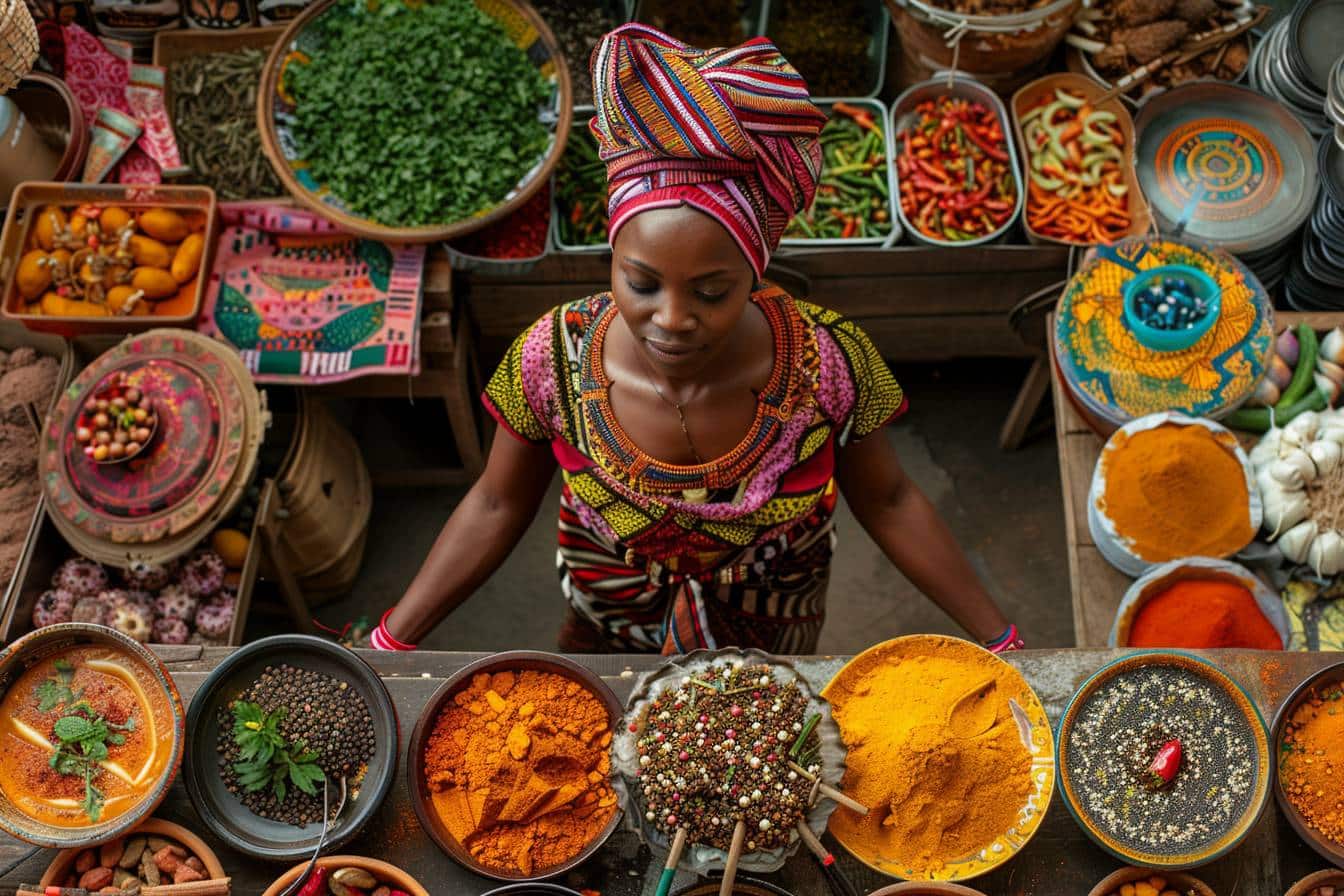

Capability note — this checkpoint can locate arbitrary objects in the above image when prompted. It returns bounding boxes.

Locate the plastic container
[551,107,610,255]
[890,74,1024,247]
[759,0,889,100]
[632,0,765,49]
[1121,264,1221,353]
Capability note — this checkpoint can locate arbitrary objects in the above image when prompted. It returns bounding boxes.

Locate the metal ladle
[278,774,348,896]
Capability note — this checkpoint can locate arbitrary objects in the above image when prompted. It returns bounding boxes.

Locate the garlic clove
[1250,428,1285,468]
[1277,519,1318,562]
[1286,410,1321,441]
[1310,440,1342,477]
[1265,489,1311,539]
[1318,426,1344,446]
[1270,458,1308,489]
[1279,448,1318,483]
[1308,529,1344,576]
[1321,326,1344,365]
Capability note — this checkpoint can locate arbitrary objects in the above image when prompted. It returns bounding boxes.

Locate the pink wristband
[987,624,1025,653]
[370,608,416,651]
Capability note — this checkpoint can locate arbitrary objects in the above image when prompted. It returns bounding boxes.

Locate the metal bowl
[0,623,185,848]
[182,634,400,862]
[407,650,623,882]
[1271,660,1344,870]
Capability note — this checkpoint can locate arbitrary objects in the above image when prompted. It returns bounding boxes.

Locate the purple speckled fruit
[109,602,153,642]
[177,550,225,598]
[31,589,76,628]
[151,616,190,645]
[71,596,107,626]
[52,558,108,599]
[194,593,235,639]
[121,560,177,592]
[153,584,198,621]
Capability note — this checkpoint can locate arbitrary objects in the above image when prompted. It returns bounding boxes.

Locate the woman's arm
[834,431,1011,644]
[383,429,558,644]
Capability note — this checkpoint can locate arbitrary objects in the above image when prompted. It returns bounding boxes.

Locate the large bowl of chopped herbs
[258,0,573,242]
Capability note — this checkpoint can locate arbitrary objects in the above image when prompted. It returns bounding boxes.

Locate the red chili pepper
[915,158,952,184]
[962,125,1008,162]
[297,867,330,896]
[1145,739,1183,790]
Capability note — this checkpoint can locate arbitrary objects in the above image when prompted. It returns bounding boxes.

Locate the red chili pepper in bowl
[1144,738,1183,790]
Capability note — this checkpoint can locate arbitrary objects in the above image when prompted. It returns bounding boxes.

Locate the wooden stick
[719,819,747,896]
[654,828,688,896]
[787,762,869,816]
[796,821,829,862]
[143,879,232,896]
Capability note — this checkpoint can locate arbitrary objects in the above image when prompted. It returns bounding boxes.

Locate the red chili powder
[1128,579,1281,649]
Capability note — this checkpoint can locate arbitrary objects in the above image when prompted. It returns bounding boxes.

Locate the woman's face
[611,205,756,379]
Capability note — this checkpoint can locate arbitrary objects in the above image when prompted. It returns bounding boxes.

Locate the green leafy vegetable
[36,661,136,823]
[230,701,325,803]
[285,0,552,227]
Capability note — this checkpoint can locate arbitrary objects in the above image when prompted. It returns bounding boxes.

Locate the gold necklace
[633,346,707,465]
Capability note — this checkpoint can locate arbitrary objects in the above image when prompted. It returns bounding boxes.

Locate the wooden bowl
[869,883,989,895]
[1088,867,1215,896]
[0,623,185,849]
[40,817,227,885]
[256,0,572,243]
[670,880,795,896]
[1285,869,1344,896]
[407,650,623,882]
[9,74,89,184]
[1271,661,1344,870]
[262,855,429,896]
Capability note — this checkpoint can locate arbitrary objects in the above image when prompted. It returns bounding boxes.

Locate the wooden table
[1,647,1338,896]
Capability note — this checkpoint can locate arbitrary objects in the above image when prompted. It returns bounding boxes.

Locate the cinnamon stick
[143,877,231,896]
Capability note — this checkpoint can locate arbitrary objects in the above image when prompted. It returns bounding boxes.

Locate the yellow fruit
[40,292,109,317]
[100,206,132,232]
[105,285,142,314]
[16,250,51,300]
[1135,883,1158,896]
[33,206,66,250]
[137,208,190,242]
[49,248,72,269]
[1120,885,1135,896]
[171,233,204,283]
[1148,879,1166,892]
[130,267,179,300]
[211,528,250,569]
[129,235,172,268]
[68,212,88,236]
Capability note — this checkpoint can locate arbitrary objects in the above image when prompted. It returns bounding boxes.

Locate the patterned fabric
[589,24,827,277]
[482,285,906,653]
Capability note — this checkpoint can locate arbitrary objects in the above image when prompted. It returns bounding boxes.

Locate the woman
[371,25,1023,655]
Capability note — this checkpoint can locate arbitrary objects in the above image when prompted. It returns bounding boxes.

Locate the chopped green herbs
[37,660,136,822]
[230,701,325,803]
[286,0,552,227]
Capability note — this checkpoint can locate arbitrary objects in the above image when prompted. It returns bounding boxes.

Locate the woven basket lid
[1054,237,1275,428]
[41,329,263,568]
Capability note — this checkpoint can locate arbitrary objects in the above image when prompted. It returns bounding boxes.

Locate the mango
[33,206,66,250]
[68,213,88,236]
[49,248,72,270]
[171,233,205,283]
[130,267,179,300]
[99,206,131,232]
[105,285,143,315]
[137,208,190,242]
[129,235,172,268]
[41,292,109,317]
[16,250,51,300]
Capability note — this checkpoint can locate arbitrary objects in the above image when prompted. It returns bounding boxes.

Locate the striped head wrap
[589,24,827,278]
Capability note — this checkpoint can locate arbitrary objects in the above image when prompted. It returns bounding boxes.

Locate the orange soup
[0,645,174,827]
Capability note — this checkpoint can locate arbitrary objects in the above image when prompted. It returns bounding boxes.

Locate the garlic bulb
[1309,530,1344,576]
[1273,449,1316,486]
[1278,520,1318,563]
[1250,427,1285,466]
[1251,406,1344,575]
[1287,410,1320,441]
[1319,425,1344,446]
[1310,440,1342,476]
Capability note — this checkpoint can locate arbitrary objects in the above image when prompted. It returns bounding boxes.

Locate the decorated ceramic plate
[1054,237,1274,428]
[822,635,1053,882]
[1057,651,1271,869]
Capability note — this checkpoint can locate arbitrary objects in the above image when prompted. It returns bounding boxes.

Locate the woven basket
[0,0,39,93]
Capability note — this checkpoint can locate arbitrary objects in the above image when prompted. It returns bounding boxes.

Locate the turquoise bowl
[1122,265,1222,352]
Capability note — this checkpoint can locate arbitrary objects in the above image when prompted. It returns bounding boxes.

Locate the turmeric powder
[423,668,618,876]
[822,637,1034,876]
[1099,423,1253,562]
[1279,682,1344,849]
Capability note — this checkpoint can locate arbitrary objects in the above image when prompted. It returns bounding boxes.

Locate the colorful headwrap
[589,24,827,278]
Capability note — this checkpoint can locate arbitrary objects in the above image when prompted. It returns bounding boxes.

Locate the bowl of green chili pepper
[258,0,573,243]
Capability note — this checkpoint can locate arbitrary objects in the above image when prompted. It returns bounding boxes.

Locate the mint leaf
[53,716,93,742]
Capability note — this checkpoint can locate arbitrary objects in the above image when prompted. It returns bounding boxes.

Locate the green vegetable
[285,0,551,228]
[784,108,891,241]
[1276,324,1320,411]
[231,701,325,803]
[37,660,136,823]
[553,127,608,247]
[1227,388,1328,433]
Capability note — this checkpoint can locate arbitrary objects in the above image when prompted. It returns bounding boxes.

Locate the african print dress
[482,285,906,655]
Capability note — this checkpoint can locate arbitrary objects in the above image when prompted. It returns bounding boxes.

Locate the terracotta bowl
[9,73,89,183]
[1271,661,1344,869]
[1285,869,1344,896]
[262,855,429,896]
[40,817,226,885]
[0,623,185,848]
[407,650,623,882]
[869,883,989,895]
[1088,867,1215,896]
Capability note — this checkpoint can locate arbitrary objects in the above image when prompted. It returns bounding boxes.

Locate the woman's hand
[383,428,557,644]
[835,431,1013,645]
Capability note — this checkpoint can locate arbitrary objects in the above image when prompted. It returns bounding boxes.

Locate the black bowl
[1272,660,1344,870]
[183,634,398,861]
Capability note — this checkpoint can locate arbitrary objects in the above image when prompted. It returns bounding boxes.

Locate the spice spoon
[278,773,348,896]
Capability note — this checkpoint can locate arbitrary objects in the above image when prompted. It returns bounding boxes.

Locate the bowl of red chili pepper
[891,75,1023,246]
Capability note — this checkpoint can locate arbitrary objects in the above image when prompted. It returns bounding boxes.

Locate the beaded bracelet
[369,608,417,651]
[985,624,1025,654]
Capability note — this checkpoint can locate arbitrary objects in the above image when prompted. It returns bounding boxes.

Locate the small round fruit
[84,446,94,457]
[110,397,126,411]
[93,412,109,428]
[113,430,129,444]
[92,445,109,461]
[84,399,97,414]
[95,399,108,412]
[132,408,147,423]
[108,442,125,459]
[135,427,151,443]
[125,388,141,404]
[76,427,92,443]
[126,442,141,456]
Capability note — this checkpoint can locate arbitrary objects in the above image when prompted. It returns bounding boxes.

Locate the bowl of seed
[1056,651,1271,870]
[182,634,398,861]
[262,855,429,896]
[1272,661,1344,869]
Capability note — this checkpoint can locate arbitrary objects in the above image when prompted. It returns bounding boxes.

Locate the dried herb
[636,0,748,50]
[285,0,552,227]
[168,48,284,201]
[230,701,325,803]
[768,0,873,98]
[532,0,619,106]
[38,660,137,822]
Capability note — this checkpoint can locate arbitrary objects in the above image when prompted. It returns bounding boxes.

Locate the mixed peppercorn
[896,96,1017,242]
[784,103,891,241]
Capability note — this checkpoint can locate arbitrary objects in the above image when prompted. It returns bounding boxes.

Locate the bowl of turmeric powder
[1272,661,1344,869]
[407,651,623,882]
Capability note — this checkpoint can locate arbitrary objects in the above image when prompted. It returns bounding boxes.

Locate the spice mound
[630,662,821,854]
[822,638,1035,876]
[423,669,617,876]
[1098,422,1253,562]
[1280,681,1344,850]
[58,831,214,889]
[1064,663,1260,856]
[216,664,375,826]
[1128,579,1281,649]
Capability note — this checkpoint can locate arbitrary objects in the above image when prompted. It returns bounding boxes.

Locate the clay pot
[1088,867,1216,896]
[40,818,227,885]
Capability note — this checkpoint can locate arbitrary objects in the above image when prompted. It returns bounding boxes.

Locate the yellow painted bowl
[822,635,1054,882]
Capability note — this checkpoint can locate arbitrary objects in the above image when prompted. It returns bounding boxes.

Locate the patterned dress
[483,285,906,654]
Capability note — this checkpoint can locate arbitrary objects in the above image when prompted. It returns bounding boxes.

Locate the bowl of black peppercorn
[182,634,398,861]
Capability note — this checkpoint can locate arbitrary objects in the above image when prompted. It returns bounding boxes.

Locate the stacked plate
[1287,134,1344,310]
[1246,1,1341,138]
